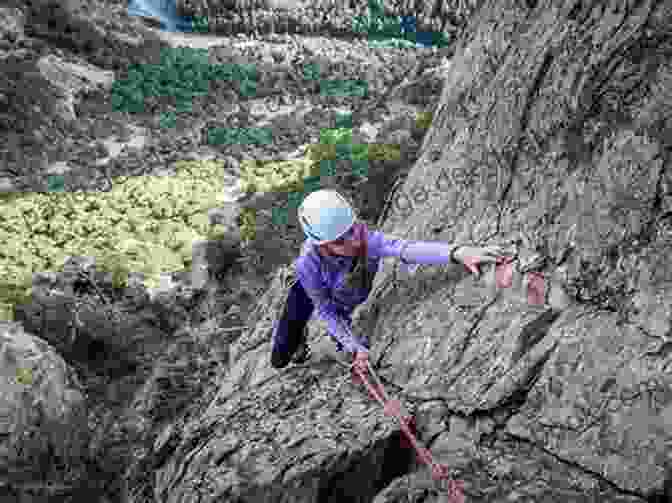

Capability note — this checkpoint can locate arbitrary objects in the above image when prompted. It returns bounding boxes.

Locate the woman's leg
[270,280,315,368]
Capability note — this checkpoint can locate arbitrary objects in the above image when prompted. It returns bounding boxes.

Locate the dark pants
[270,280,315,369]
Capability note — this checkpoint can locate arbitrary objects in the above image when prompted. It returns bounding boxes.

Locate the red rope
[352,362,453,483]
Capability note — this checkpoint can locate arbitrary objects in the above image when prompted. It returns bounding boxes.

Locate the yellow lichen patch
[239,208,258,243]
[0,159,232,311]
[240,159,318,194]
[16,367,33,385]
[0,303,13,322]
[367,143,401,161]
[415,111,433,130]
[305,144,337,163]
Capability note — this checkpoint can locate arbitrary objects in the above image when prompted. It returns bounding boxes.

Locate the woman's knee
[271,350,291,369]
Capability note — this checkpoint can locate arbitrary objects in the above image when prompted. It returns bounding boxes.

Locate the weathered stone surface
[0,50,70,137]
[190,238,242,289]
[0,6,25,41]
[2,0,671,501]
[0,321,90,498]
[34,53,115,123]
[153,1,672,502]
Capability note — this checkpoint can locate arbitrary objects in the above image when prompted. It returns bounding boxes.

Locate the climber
[270,189,505,375]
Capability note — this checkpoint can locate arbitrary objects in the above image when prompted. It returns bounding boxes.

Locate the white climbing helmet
[298,189,356,244]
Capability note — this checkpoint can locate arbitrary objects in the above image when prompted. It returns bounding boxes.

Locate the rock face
[1,0,671,501]
[7,254,248,502]
[151,1,672,502]
[35,54,115,123]
[0,321,90,501]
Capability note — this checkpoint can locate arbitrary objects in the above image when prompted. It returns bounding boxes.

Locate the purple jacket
[295,227,462,354]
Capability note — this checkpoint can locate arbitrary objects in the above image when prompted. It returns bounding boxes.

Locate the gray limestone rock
[0,322,90,496]
[151,2,672,503]
[2,0,671,502]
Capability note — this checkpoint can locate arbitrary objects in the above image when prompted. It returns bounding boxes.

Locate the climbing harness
[331,357,464,500]
[341,223,376,292]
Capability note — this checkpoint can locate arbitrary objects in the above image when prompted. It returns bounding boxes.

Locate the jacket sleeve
[296,255,369,354]
[368,231,462,266]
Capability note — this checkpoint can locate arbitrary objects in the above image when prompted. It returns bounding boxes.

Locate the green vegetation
[159,112,177,129]
[314,128,400,164]
[306,128,400,163]
[335,111,353,129]
[320,80,368,98]
[352,0,451,48]
[253,128,400,229]
[191,15,209,33]
[310,142,400,162]
[303,63,321,81]
[206,127,273,146]
[0,160,232,318]
[111,47,258,115]
[47,175,65,192]
[353,14,404,40]
[320,128,352,145]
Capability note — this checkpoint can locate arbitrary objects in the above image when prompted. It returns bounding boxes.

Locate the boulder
[0,321,90,497]
[35,53,115,123]
[0,50,70,135]
[0,6,25,44]
[16,258,177,378]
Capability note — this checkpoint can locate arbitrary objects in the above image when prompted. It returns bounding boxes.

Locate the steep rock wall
[154,1,672,502]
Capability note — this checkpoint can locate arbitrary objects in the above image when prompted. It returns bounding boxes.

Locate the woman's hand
[454,245,506,277]
[352,351,370,375]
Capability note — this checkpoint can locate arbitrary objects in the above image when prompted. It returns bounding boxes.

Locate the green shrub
[366,143,401,161]
[335,111,353,129]
[320,128,353,145]
[191,16,209,33]
[207,128,273,146]
[352,144,369,161]
[239,159,316,194]
[111,48,258,114]
[303,63,321,81]
[320,80,368,98]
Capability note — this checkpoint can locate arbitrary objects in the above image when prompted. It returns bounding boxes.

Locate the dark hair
[342,223,375,291]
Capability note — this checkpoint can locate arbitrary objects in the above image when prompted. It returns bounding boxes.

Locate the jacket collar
[305,240,351,268]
